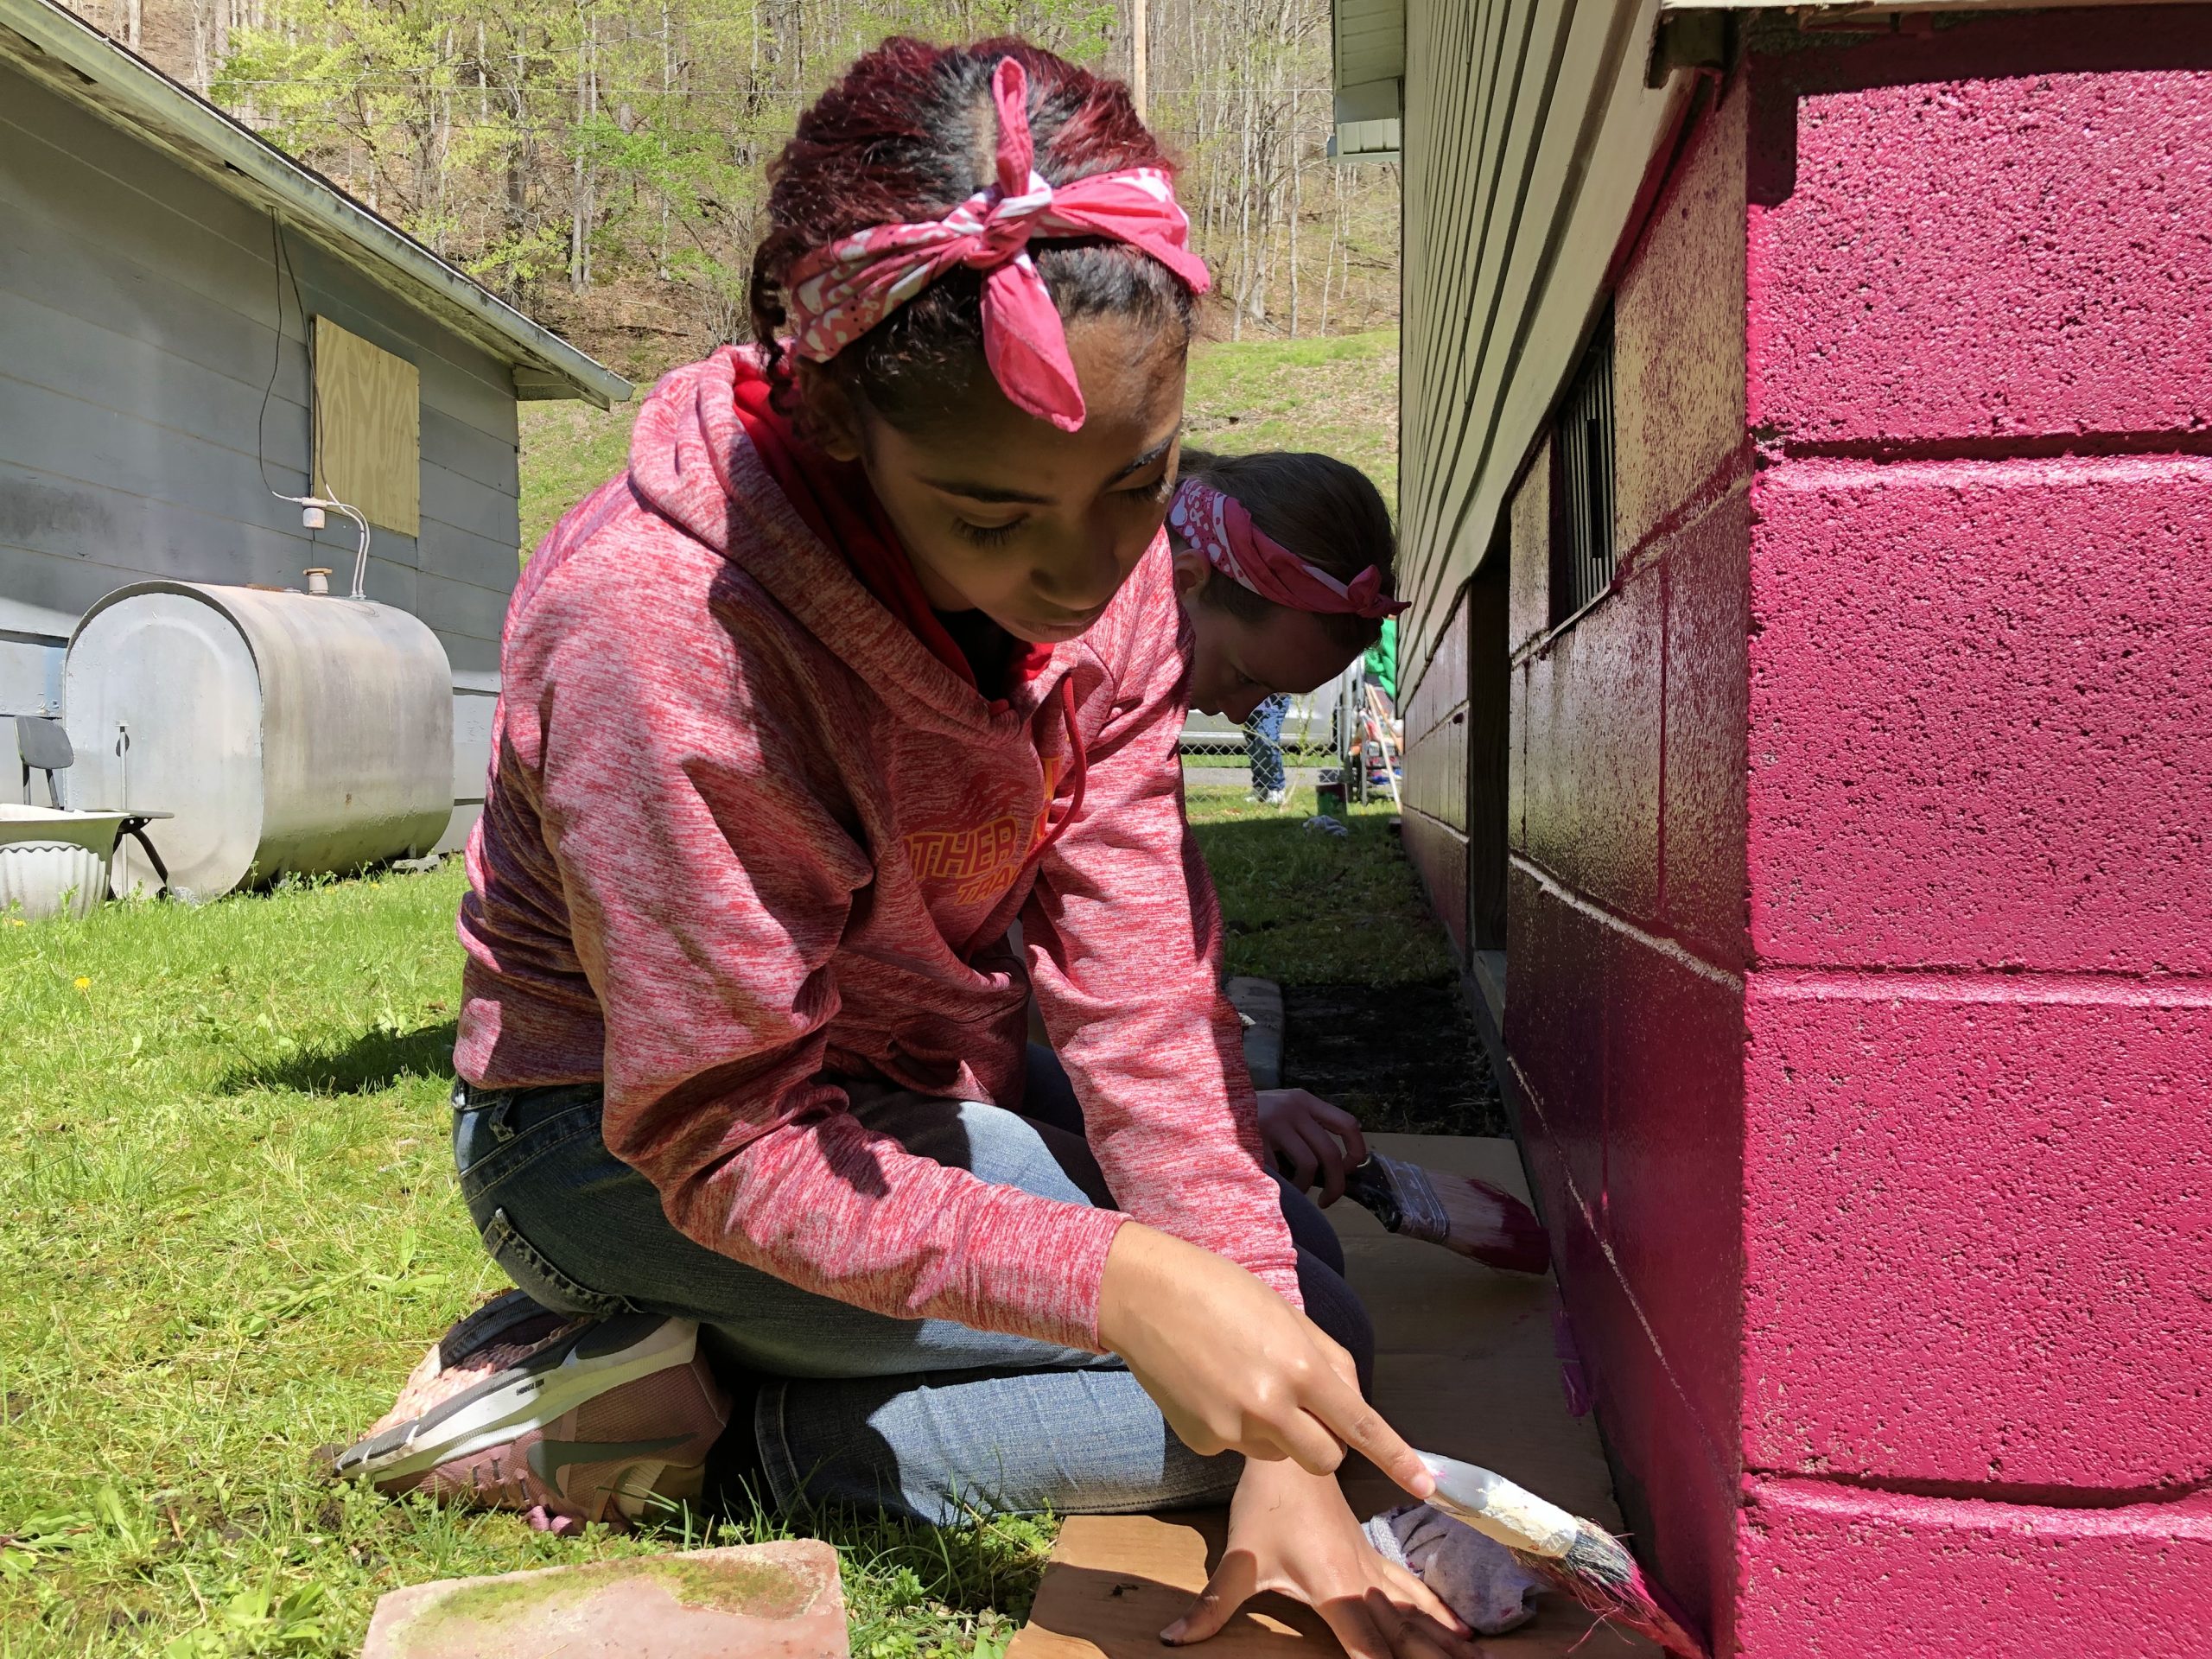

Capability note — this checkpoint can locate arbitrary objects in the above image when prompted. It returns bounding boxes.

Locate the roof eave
[0,0,630,408]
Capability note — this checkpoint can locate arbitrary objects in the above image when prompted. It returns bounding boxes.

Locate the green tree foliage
[188,0,1395,376]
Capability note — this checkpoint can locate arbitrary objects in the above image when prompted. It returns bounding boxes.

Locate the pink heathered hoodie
[455,348,1300,1352]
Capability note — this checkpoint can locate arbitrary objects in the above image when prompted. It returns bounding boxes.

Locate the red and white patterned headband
[782,57,1211,433]
[1169,478,1407,620]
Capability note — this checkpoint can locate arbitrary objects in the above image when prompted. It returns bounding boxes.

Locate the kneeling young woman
[344,36,1475,1659]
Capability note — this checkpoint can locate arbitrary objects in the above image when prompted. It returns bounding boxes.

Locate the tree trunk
[1131,0,1148,122]
[1287,88,1301,338]
[569,2,596,294]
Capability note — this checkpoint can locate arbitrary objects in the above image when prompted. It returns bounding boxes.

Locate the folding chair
[15,715,173,897]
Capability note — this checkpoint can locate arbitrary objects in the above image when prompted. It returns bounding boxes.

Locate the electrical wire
[257,209,374,601]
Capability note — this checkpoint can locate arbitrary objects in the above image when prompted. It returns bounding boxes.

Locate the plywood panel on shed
[314,315,421,537]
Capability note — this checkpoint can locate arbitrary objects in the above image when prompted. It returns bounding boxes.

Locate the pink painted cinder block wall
[1503,11,2212,1654]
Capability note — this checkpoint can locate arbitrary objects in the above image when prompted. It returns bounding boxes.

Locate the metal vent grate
[1554,314,1617,620]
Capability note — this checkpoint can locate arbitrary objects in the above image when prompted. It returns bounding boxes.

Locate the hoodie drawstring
[1030,677,1089,862]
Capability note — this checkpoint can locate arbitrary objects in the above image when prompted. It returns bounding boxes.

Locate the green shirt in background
[1363,617,1397,702]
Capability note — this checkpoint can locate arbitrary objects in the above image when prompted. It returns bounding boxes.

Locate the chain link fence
[1176,663,1363,780]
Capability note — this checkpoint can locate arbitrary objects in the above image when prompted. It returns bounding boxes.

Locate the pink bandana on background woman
[1169,477,1408,620]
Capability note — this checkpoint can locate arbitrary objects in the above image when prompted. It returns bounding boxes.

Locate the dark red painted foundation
[1426,10,2212,1653]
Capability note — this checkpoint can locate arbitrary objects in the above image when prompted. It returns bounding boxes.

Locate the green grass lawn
[517,329,1400,555]
[1186,786,1450,986]
[0,871,1048,1659]
[0,786,1443,1657]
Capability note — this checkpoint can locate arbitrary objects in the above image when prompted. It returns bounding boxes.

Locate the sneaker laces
[365,1309,586,1441]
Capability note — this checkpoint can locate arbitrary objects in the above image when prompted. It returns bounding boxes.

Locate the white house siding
[0,61,518,846]
[1380,0,1688,957]
[1395,0,1684,713]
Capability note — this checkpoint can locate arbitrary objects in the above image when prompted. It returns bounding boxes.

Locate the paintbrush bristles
[1510,1525,1707,1658]
[1345,1154,1552,1274]
[1433,1173,1552,1274]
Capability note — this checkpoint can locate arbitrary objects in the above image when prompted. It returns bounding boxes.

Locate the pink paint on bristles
[1343,1154,1553,1274]
[1516,1528,1707,1658]
[1421,1452,1707,1657]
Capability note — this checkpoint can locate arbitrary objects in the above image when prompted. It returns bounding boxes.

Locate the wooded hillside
[57,0,1400,381]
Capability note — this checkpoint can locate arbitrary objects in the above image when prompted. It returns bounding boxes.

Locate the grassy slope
[1181,330,1399,511]
[516,329,1400,554]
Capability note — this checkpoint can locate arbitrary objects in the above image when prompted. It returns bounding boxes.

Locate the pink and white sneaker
[334,1293,730,1532]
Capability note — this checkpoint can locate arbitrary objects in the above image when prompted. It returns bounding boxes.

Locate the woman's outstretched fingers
[1160,1549,1260,1645]
[1319,1592,1485,1659]
[1311,1377,1434,1498]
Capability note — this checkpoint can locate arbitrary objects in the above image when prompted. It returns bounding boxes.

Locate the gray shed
[0,0,629,852]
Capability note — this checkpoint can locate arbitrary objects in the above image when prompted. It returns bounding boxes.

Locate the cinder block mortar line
[1764,429,2212,467]
[1621,451,1753,577]
[1747,1475,2212,1538]
[1751,966,2212,1007]
[1742,1465,2212,1515]
[1753,451,2212,493]
[1507,461,1750,675]
[1516,1043,1741,1496]
[1508,853,1745,995]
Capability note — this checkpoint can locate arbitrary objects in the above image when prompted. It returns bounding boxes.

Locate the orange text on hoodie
[454,347,1300,1353]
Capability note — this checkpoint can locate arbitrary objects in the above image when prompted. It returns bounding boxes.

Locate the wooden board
[1009,1135,1658,1659]
[314,315,421,537]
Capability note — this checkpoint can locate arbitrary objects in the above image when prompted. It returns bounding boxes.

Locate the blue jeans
[1244,694,1290,794]
[451,1046,1372,1523]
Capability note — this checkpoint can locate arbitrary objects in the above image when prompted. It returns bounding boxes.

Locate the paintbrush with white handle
[1418,1451,1707,1657]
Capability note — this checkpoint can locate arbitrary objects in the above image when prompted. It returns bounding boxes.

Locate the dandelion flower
[73,976,91,990]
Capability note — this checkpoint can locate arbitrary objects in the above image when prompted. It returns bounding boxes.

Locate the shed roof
[0,0,631,409]
[1327,0,1403,162]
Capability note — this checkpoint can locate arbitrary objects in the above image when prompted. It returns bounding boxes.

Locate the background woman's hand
[1163,1459,1487,1659]
[1096,1224,1433,1498]
[1257,1088,1369,1205]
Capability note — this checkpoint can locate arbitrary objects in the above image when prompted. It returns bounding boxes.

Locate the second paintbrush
[1341,1152,1551,1274]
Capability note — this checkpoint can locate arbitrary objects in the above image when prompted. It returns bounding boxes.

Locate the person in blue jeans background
[1244,692,1292,805]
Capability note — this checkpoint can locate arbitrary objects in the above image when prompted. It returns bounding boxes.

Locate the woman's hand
[1164,1459,1486,1659]
[1096,1224,1433,1498]
[1258,1089,1370,1206]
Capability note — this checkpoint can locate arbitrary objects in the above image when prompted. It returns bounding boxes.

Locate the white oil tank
[65,582,453,900]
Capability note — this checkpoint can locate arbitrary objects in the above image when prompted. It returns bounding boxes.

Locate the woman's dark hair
[1179,448,1399,652]
[750,37,1196,427]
